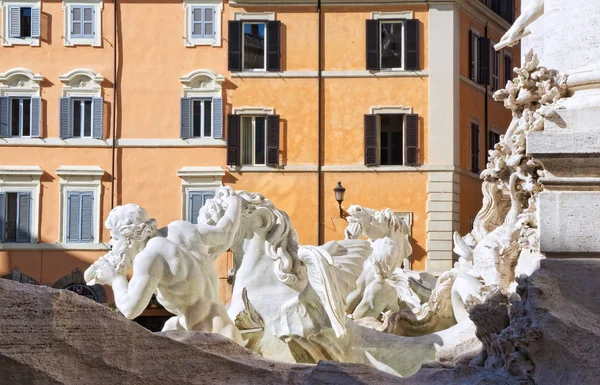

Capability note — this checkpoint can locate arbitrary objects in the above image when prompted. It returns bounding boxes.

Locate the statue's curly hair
[105,204,157,245]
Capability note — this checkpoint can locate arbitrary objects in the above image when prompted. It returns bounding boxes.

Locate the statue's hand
[84,259,120,286]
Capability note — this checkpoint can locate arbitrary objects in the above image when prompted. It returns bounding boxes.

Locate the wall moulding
[0,68,43,96]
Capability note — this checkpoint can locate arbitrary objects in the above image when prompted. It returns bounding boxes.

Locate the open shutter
[227,114,241,166]
[469,31,474,80]
[471,123,480,173]
[266,21,281,72]
[0,193,5,242]
[405,114,419,166]
[67,192,81,242]
[188,192,204,224]
[180,98,191,139]
[364,114,378,166]
[404,19,419,71]
[59,97,71,138]
[80,192,93,242]
[212,97,223,139]
[478,37,491,85]
[366,20,379,71]
[9,7,20,38]
[0,97,9,137]
[92,97,103,138]
[266,115,280,167]
[16,193,31,243]
[30,97,41,138]
[228,21,242,71]
[31,8,41,38]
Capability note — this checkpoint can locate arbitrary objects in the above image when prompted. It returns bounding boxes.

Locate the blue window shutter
[92,97,103,138]
[212,97,222,139]
[71,6,81,38]
[204,6,215,37]
[59,97,71,138]
[180,98,191,139]
[80,192,94,242]
[202,192,215,206]
[67,192,81,242]
[31,8,41,38]
[0,97,9,137]
[9,7,20,38]
[30,97,41,138]
[188,192,204,224]
[0,193,5,242]
[191,6,203,38]
[16,192,31,243]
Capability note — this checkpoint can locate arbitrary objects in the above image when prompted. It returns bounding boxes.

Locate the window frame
[0,166,42,244]
[187,190,215,224]
[489,128,501,152]
[70,97,94,138]
[504,50,513,86]
[470,28,481,82]
[0,191,31,243]
[470,120,481,174]
[62,1,102,47]
[9,96,32,138]
[240,115,267,166]
[190,98,213,138]
[377,114,406,166]
[378,20,405,71]
[241,21,267,72]
[190,5,215,39]
[65,190,95,243]
[183,0,222,47]
[1,1,41,46]
[490,40,500,91]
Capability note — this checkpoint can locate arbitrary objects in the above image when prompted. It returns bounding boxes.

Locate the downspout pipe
[111,0,118,209]
[317,0,323,245]
[484,23,489,156]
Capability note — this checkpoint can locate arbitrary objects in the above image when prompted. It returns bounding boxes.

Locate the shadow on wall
[40,12,51,44]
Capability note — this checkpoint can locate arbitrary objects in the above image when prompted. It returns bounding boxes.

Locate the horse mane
[235,191,305,285]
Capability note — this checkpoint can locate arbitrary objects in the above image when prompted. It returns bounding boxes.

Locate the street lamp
[333,181,349,220]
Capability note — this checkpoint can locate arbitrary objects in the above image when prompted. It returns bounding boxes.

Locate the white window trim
[371,106,413,166]
[372,11,413,20]
[56,166,104,244]
[0,166,42,243]
[62,0,102,47]
[1,0,41,46]
[394,211,412,236]
[58,68,103,98]
[70,98,94,138]
[233,11,274,21]
[180,69,224,99]
[177,166,224,221]
[470,27,481,82]
[0,67,43,97]
[183,0,222,47]
[232,106,274,115]
[241,21,267,72]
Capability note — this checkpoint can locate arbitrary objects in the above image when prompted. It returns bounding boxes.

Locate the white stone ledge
[427,240,453,251]
[427,250,454,260]
[0,243,109,251]
[232,71,318,78]
[322,165,427,172]
[427,259,454,275]
[228,165,318,173]
[322,70,429,78]
[427,231,454,241]
[426,219,455,232]
[428,192,460,203]
[0,138,227,148]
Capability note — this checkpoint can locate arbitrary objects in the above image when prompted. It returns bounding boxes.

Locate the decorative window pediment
[58,68,104,97]
[0,68,43,96]
[180,69,225,98]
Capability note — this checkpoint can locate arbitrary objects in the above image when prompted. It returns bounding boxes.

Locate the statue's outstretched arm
[197,195,242,248]
[112,249,164,319]
[496,0,544,50]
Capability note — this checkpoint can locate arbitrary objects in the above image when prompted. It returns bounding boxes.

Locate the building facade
[0,0,519,309]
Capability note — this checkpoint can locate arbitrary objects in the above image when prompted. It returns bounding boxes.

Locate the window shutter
[228,21,242,71]
[471,123,480,173]
[59,97,71,138]
[364,114,378,166]
[188,192,204,224]
[0,193,5,242]
[405,114,419,166]
[31,96,41,138]
[67,192,81,242]
[366,20,379,71]
[227,114,241,166]
[478,37,491,85]
[180,98,191,139]
[212,97,223,139]
[9,7,20,38]
[266,21,281,72]
[469,30,474,80]
[0,97,9,137]
[404,19,419,71]
[80,192,94,242]
[92,97,103,138]
[16,192,31,243]
[266,115,280,167]
[31,8,41,38]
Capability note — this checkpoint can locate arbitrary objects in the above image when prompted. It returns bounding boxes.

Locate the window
[0,192,31,243]
[227,113,280,167]
[70,6,94,39]
[191,6,215,38]
[192,99,212,137]
[241,116,266,165]
[364,113,419,166]
[3,3,40,45]
[66,191,94,243]
[469,30,480,82]
[179,70,225,140]
[71,98,93,138]
[243,22,266,71]
[469,29,490,86]
[491,43,500,91]
[0,95,40,138]
[366,18,419,71]
[184,1,222,47]
[228,20,281,72]
[471,122,480,173]
[63,1,102,46]
[504,52,513,85]
[188,191,215,224]
[489,130,501,151]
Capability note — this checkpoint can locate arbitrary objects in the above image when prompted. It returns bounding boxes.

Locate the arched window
[2,267,39,285]
[52,268,107,303]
